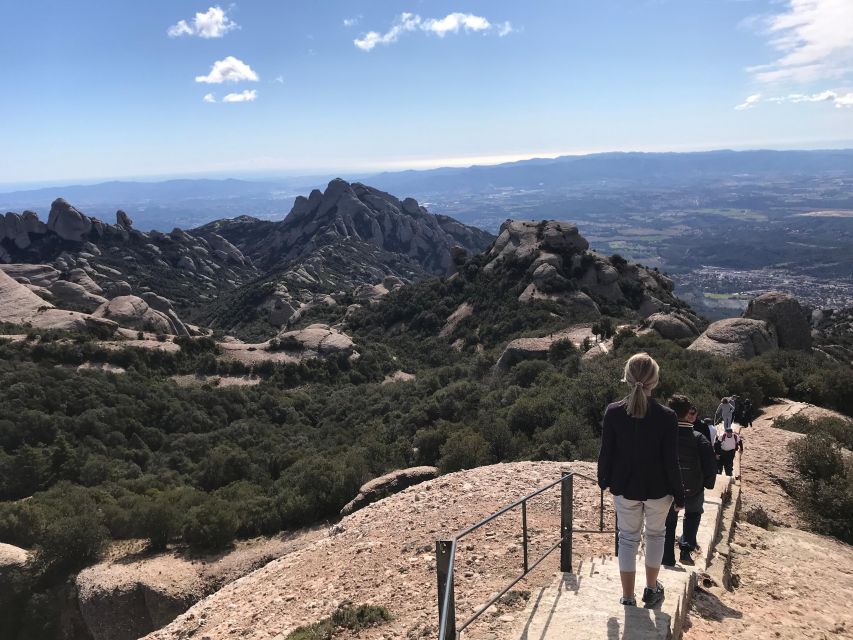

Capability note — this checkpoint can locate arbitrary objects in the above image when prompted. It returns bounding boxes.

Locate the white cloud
[195,56,259,83]
[354,12,513,51]
[739,89,853,108]
[168,6,238,39]
[168,20,193,38]
[746,0,853,83]
[203,93,216,103]
[343,16,360,28]
[222,89,257,103]
[422,13,491,37]
[272,75,284,84]
[735,93,762,110]
[355,13,421,51]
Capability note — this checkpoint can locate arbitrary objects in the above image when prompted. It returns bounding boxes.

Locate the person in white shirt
[715,397,735,431]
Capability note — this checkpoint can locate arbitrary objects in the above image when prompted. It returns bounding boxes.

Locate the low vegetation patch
[774,414,853,450]
[788,433,853,544]
[285,605,392,640]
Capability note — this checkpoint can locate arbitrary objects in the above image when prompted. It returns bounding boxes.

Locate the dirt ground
[685,400,853,639]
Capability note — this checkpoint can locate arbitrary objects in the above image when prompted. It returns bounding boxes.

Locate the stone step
[507,475,734,640]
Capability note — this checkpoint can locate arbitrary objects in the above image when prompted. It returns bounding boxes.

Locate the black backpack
[677,431,703,496]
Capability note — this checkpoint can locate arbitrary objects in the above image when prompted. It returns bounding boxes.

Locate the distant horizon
[4,1,852,187]
[2,142,853,194]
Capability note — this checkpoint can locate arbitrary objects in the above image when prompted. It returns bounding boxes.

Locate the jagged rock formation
[194,180,493,335]
[1,200,257,329]
[744,291,812,351]
[688,317,777,359]
[340,466,439,516]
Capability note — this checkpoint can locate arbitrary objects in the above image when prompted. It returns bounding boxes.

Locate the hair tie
[634,381,643,389]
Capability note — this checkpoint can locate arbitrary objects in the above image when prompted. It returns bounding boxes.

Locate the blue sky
[2,0,852,184]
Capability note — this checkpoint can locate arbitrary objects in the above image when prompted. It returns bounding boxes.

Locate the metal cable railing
[435,471,617,640]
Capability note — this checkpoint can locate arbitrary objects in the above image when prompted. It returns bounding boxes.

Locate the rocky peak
[269,179,493,275]
[47,198,93,242]
[116,210,134,230]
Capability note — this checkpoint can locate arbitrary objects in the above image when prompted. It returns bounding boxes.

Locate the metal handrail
[436,470,617,640]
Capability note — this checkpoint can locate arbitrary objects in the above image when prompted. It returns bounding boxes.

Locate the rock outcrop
[47,198,93,241]
[92,296,181,335]
[486,220,589,270]
[277,323,355,356]
[645,311,702,340]
[688,317,777,359]
[48,280,108,312]
[744,291,812,351]
[340,466,439,516]
[0,268,118,334]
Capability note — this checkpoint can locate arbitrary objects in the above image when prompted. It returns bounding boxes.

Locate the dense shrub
[438,430,493,473]
[774,414,853,450]
[182,497,240,551]
[788,433,853,543]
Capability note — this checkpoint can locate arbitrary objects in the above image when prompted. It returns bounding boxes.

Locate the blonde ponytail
[622,352,660,418]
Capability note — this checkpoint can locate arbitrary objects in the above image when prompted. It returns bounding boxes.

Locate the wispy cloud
[735,93,762,110]
[354,12,513,51]
[222,89,257,103]
[745,0,853,83]
[343,16,361,28]
[272,75,284,84]
[195,56,258,84]
[735,89,853,109]
[203,93,216,103]
[168,6,238,39]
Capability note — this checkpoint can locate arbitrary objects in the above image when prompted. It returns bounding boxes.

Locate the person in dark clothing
[661,396,718,567]
[715,427,743,476]
[742,399,754,427]
[597,352,684,608]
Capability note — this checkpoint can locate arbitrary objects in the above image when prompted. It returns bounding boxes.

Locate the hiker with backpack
[715,397,735,432]
[597,353,684,608]
[662,396,717,566]
[715,426,743,476]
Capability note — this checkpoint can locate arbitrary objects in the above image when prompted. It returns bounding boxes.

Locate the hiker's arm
[698,435,718,489]
[597,411,614,490]
[663,415,684,507]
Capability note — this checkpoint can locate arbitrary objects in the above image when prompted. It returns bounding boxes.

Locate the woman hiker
[597,353,684,608]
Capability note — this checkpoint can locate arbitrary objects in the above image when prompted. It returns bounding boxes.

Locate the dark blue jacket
[597,398,684,506]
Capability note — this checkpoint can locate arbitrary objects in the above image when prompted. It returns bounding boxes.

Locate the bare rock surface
[47,198,93,241]
[341,467,439,516]
[0,263,61,286]
[495,325,595,371]
[146,461,615,640]
[645,311,701,340]
[93,296,178,335]
[439,302,474,338]
[688,318,777,359]
[0,268,117,333]
[77,531,324,640]
[0,542,28,567]
[278,323,356,355]
[48,280,108,312]
[743,291,812,351]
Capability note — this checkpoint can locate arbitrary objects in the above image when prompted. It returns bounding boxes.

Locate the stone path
[507,464,737,640]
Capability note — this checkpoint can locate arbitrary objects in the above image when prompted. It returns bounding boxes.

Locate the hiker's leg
[724,451,735,476]
[662,505,678,566]
[614,495,642,598]
[681,491,704,550]
[643,496,672,588]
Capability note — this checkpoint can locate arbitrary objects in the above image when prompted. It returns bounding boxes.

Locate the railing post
[599,489,604,531]
[521,500,529,573]
[436,539,456,639]
[614,512,619,557]
[560,471,573,572]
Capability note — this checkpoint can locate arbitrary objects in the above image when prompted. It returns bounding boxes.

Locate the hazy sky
[2,0,852,184]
